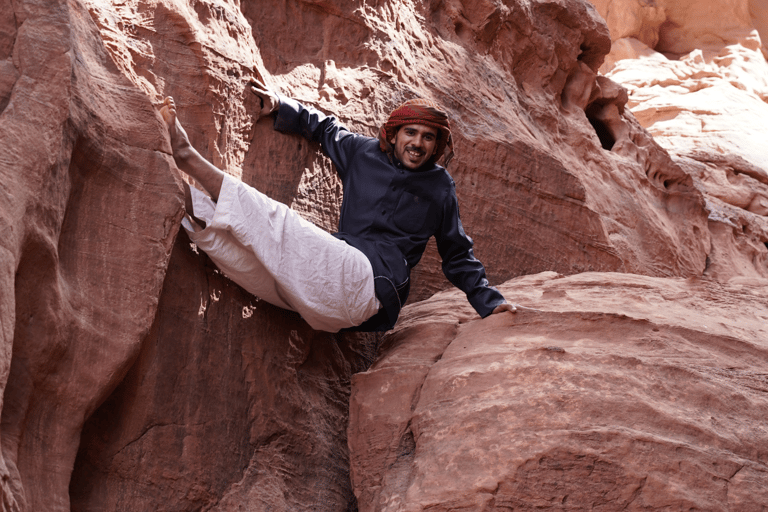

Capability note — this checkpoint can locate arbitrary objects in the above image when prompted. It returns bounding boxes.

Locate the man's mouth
[405,146,424,158]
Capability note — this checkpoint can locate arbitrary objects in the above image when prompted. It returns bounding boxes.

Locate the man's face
[390,124,439,170]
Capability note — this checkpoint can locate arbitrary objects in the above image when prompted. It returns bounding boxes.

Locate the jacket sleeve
[435,179,507,318]
[273,94,367,180]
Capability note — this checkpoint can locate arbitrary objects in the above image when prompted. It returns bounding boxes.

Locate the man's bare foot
[159,96,225,201]
[160,97,194,163]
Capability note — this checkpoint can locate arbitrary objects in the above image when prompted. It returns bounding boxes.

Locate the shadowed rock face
[0,0,182,510]
[69,231,377,511]
[0,0,765,511]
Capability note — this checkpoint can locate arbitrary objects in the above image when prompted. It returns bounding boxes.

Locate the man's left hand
[491,303,517,315]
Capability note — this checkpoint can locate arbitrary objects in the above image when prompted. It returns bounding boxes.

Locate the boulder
[350,271,768,510]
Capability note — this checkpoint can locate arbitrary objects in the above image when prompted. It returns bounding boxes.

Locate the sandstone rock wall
[289,0,711,290]
[349,1,768,509]
[0,0,181,510]
[70,231,376,511]
[0,0,765,510]
[590,0,768,280]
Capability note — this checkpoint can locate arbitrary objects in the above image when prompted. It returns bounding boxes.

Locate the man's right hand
[249,79,280,122]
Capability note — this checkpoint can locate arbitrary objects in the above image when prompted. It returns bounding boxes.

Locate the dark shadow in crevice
[585,104,616,151]
[1,233,60,512]
[69,231,256,511]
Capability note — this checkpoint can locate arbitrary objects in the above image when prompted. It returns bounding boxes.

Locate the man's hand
[491,303,517,315]
[249,79,280,121]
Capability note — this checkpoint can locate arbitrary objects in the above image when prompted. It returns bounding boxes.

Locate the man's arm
[249,80,366,179]
[435,181,515,317]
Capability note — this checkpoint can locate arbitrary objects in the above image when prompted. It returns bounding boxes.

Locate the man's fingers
[249,83,263,96]
[249,80,271,100]
[249,78,267,90]
[514,305,544,313]
[491,303,544,315]
[247,80,278,119]
[491,303,517,315]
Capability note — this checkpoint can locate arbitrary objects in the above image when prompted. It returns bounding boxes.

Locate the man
[160,81,514,332]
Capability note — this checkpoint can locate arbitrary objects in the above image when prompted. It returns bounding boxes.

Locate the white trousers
[182,174,380,332]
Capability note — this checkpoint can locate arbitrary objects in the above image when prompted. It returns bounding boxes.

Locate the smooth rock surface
[350,272,768,511]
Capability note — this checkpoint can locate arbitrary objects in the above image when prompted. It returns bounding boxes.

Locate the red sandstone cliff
[0,0,765,510]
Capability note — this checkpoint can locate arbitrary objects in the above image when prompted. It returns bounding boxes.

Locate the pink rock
[0,0,765,509]
[70,231,375,511]
[590,0,768,286]
[0,0,182,510]
[350,272,768,510]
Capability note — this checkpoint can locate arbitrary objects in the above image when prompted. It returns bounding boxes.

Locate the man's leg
[160,97,224,201]
[184,175,380,331]
[160,97,380,331]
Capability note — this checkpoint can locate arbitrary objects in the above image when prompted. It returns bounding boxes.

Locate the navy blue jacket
[274,96,506,331]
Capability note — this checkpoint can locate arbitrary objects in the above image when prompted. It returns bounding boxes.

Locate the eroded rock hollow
[0,0,765,510]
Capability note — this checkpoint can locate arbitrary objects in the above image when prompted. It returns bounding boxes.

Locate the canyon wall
[592,0,768,279]
[0,0,765,510]
[0,0,182,509]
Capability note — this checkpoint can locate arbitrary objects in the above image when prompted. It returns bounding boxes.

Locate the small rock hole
[585,105,615,150]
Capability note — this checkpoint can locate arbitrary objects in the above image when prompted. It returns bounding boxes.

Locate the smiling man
[390,124,438,168]
[161,81,515,332]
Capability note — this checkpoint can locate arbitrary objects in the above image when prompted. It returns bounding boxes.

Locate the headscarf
[378,98,454,166]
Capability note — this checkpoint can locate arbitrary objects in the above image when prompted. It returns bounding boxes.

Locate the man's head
[379,99,453,169]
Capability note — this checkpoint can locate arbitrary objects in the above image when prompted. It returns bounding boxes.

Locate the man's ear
[389,133,396,145]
